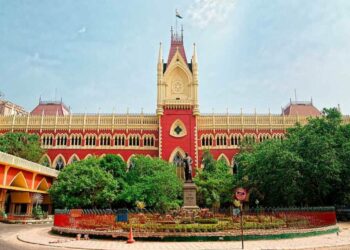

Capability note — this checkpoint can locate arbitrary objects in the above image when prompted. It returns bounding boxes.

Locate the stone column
[9,203,15,214]
[26,204,33,216]
[48,204,53,215]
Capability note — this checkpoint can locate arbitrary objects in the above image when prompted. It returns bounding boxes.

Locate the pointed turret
[192,43,199,115]
[156,26,199,115]
[158,42,163,65]
[157,42,164,116]
[167,26,187,65]
[192,43,197,64]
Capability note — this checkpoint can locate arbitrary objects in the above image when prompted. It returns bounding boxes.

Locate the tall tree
[49,157,118,209]
[120,155,183,211]
[237,108,349,207]
[0,132,44,162]
[195,152,236,208]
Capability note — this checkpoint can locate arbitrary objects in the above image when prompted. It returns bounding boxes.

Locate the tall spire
[192,43,197,63]
[167,26,187,64]
[158,42,163,64]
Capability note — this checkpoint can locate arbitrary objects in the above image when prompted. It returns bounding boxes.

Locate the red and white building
[0,29,327,174]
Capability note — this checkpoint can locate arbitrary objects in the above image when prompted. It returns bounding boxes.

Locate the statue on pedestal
[183,152,193,182]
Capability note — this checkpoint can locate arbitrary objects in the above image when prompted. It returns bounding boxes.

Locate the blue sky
[1,0,350,114]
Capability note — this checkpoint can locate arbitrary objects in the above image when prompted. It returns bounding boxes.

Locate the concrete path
[12,223,350,250]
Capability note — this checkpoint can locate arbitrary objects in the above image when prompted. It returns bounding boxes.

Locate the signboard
[235,188,247,201]
[116,209,128,222]
[232,208,240,216]
[70,209,82,218]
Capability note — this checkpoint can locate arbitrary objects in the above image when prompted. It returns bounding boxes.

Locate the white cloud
[187,0,237,29]
[78,26,86,34]
[26,52,61,67]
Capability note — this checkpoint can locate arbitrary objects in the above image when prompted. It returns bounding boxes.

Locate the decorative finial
[181,25,184,39]
[158,42,162,64]
[192,43,197,63]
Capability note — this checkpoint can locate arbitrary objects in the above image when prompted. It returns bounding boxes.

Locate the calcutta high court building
[0,27,328,174]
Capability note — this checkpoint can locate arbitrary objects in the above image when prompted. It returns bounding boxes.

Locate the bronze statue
[183,152,193,182]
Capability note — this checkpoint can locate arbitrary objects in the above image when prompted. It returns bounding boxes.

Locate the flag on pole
[176,10,183,19]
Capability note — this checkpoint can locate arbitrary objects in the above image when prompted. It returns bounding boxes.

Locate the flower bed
[52,207,338,240]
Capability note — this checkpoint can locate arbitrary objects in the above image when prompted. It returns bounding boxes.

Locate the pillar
[26,204,33,216]
[9,203,15,214]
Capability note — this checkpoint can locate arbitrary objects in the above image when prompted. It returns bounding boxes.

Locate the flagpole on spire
[175,9,183,38]
[175,9,178,36]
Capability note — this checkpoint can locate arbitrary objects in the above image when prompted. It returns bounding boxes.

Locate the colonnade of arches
[1,171,52,216]
[40,133,156,148]
[200,133,285,147]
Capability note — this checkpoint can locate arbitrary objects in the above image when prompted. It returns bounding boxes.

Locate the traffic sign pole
[240,204,244,249]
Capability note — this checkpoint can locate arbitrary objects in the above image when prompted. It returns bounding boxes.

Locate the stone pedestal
[182,182,199,210]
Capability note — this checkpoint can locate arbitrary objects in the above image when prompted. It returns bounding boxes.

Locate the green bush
[32,206,44,219]
[194,218,218,224]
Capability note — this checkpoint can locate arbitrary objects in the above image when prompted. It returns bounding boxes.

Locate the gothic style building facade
[0,29,328,173]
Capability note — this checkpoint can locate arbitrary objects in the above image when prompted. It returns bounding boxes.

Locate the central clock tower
[157,28,199,172]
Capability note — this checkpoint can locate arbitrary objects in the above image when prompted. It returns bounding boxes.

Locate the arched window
[143,135,155,147]
[201,134,213,147]
[56,134,68,146]
[114,135,125,146]
[259,134,271,143]
[71,134,82,146]
[41,134,53,147]
[127,155,136,170]
[217,154,230,166]
[230,134,242,146]
[39,155,51,167]
[128,134,140,146]
[100,134,111,146]
[272,134,284,141]
[216,134,227,146]
[85,134,96,146]
[243,134,256,144]
[55,156,65,171]
[68,155,80,165]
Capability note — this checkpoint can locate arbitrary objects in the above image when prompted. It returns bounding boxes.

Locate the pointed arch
[52,154,66,171]
[99,154,106,159]
[116,154,124,161]
[36,178,49,191]
[217,153,230,166]
[145,154,152,159]
[9,172,29,189]
[164,51,193,81]
[84,154,93,159]
[169,147,186,163]
[67,154,80,164]
[127,154,136,170]
[39,154,51,167]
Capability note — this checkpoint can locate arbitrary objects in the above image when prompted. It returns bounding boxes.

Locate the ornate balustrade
[1,114,350,132]
[198,114,350,130]
[0,114,159,132]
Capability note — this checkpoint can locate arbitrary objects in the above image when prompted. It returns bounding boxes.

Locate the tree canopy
[49,157,118,209]
[120,155,183,211]
[49,154,183,211]
[236,108,350,207]
[194,150,236,209]
[0,132,44,162]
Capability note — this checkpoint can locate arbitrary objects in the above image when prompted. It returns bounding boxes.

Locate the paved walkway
[15,223,350,250]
